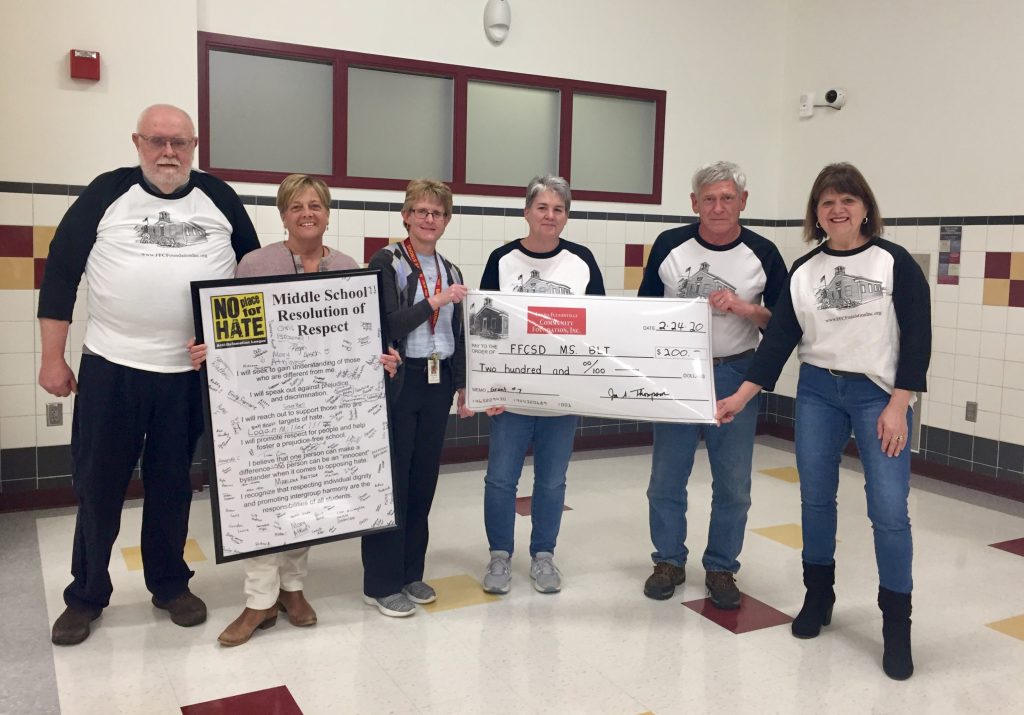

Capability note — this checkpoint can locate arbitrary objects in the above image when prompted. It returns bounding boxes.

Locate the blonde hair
[276,174,331,215]
[402,179,453,218]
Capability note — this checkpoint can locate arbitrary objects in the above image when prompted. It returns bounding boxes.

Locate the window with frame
[199,32,665,203]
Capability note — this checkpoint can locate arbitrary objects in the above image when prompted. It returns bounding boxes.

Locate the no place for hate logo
[210,292,269,349]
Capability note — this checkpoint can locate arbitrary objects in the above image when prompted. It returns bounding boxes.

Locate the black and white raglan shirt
[38,167,259,372]
[744,237,931,395]
[480,238,605,416]
[637,223,787,358]
[480,238,605,297]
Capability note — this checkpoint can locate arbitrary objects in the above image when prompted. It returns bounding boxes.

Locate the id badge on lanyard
[427,353,441,384]
[404,239,444,385]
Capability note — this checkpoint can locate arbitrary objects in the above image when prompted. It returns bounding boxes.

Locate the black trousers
[361,361,453,597]
[64,354,204,610]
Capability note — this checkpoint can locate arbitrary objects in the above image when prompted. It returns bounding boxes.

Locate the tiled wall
[2,181,1024,504]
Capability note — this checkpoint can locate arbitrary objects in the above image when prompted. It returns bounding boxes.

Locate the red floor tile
[990,537,1024,557]
[682,593,793,634]
[181,686,302,715]
[515,495,572,516]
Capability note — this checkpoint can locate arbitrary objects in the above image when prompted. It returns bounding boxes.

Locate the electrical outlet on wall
[965,401,978,422]
[46,402,63,426]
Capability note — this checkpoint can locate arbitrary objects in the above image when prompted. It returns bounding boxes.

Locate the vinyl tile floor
[3,437,1024,714]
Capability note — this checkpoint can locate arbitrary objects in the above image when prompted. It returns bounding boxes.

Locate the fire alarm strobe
[70,50,100,81]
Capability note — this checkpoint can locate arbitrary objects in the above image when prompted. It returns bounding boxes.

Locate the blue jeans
[795,364,913,593]
[647,356,757,573]
[484,412,579,556]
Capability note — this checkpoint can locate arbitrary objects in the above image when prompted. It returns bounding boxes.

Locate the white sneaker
[530,552,562,593]
[482,550,512,594]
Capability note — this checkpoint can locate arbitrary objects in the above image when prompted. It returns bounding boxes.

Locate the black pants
[64,354,204,610]
[361,361,453,597]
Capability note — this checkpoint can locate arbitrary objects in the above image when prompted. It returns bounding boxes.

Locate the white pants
[243,547,310,609]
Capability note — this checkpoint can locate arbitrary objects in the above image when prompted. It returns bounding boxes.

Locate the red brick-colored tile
[682,593,793,634]
[985,251,1011,279]
[515,495,572,517]
[624,243,645,267]
[363,236,390,263]
[181,685,302,715]
[34,257,46,289]
[1009,280,1024,308]
[991,537,1024,557]
[0,225,33,257]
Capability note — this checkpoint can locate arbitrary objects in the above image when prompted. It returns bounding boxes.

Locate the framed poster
[464,291,716,423]
[191,269,396,562]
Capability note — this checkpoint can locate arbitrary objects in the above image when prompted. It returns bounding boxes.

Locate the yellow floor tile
[759,466,800,483]
[751,523,803,549]
[120,538,206,571]
[986,614,1024,641]
[419,574,500,613]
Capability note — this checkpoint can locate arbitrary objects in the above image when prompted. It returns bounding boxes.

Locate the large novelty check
[464,291,716,423]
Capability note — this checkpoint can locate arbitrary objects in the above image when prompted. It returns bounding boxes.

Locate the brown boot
[277,589,317,627]
[217,606,278,647]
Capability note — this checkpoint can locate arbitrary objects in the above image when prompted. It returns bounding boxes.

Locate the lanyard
[403,238,442,333]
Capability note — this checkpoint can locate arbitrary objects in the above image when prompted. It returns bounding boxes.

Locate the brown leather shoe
[152,590,207,627]
[277,589,317,627]
[51,605,102,646]
[217,606,278,647]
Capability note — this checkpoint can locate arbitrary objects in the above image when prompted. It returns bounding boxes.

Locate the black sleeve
[37,168,136,321]
[744,271,804,391]
[891,249,931,392]
[571,244,605,296]
[759,244,789,311]
[480,248,501,290]
[368,247,433,342]
[194,173,259,262]
[637,231,674,297]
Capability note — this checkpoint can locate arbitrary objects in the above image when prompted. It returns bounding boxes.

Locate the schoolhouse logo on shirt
[513,269,571,295]
[676,262,735,299]
[135,210,208,248]
[814,266,884,310]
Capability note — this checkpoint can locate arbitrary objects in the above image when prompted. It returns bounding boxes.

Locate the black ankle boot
[791,561,836,639]
[878,587,913,680]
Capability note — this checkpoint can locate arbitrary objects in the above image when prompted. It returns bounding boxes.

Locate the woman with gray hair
[477,175,605,595]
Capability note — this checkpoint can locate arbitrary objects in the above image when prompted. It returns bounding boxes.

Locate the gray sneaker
[530,552,562,593]
[402,581,437,604]
[362,592,416,617]
[482,550,512,594]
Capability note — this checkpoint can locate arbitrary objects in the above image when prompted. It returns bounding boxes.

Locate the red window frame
[198,32,665,204]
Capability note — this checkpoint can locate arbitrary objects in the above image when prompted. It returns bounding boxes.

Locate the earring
[815,221,822,229]
[863,216,869,224]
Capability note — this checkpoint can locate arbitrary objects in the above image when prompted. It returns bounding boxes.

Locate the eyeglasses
[411,208,446,220]
[136,134,196,151]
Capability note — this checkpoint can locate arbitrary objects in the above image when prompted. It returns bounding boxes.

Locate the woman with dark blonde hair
[189,174,398,645]
[361,179,470,617]
[716,163,931,680]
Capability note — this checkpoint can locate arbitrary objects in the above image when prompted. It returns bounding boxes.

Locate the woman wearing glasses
[361,179,470,617]
[189,174,398,645]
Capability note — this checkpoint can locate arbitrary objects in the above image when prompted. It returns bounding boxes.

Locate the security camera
[823,88,847,109]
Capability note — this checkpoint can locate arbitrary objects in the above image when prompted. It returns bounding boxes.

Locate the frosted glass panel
[466,82,559,186]
[571,94,655,194]
[347,68,453,180]
[208,50,333,175]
